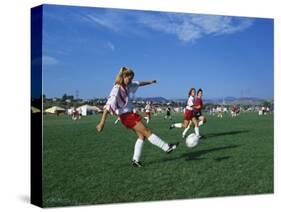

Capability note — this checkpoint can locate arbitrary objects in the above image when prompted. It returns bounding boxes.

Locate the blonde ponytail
[115,67,135,85]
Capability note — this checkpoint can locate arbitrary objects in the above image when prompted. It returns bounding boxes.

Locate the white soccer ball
[186,133,200,148]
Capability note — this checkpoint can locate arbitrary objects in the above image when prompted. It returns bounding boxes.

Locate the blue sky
[41,4,274,99]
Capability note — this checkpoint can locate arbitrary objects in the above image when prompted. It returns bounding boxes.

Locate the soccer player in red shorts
[144,102,152,124]
[182,88,206,137]
[170,88,200,138]
[96,67,178,167]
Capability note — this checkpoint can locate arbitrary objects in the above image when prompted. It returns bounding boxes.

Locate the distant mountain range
[134,96,272,105]
[134,97,168,102]
[203,97,266,104]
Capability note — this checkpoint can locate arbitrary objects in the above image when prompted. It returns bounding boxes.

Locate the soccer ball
[186,133,200,148]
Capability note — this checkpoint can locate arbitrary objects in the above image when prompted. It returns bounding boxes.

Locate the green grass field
[42,112,273,207]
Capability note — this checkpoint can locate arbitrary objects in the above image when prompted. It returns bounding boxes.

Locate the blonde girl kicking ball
[96,67,179,168]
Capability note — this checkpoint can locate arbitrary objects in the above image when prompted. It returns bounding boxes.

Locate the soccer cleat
[166,142,179,153]
[169,124,175,129]
[132,160,143,168]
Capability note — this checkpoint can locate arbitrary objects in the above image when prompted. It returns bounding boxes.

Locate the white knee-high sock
[133,139,144,162]
[173,123,182,128]
[182,126,190,137]
[147,134,169,152]
[194,127,200,136]
[198,120,204,126]
[147,118,149,124]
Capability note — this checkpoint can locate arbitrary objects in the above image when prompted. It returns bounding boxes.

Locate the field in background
[42,112,273,207]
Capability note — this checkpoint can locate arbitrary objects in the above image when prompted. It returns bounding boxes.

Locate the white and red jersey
[185,96,194,111]
[145,104,151,113]
[104,81,140,116]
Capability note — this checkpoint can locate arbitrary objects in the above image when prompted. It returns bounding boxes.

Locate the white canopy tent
[45,106,65,114]
[77,104,102,116]
[31,106,41,113]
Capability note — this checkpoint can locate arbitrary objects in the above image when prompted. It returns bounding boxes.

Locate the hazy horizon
[43,93,273,101]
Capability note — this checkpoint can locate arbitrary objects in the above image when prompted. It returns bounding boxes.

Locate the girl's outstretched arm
[139,80,157,87]
[96,109,109,132]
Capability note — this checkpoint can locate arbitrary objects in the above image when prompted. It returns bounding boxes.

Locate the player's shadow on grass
[147,145,239,165]
[185,145,238,161]
[213,156,231,162]
[203,130,249,139]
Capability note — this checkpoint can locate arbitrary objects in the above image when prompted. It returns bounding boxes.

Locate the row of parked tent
[32,104,102,116]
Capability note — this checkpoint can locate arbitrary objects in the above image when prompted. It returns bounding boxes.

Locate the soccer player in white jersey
[181,88,206,138]
[144,102,152,124]
[169,88,200,138]
[96,67,179,167]
[217,105,223,118]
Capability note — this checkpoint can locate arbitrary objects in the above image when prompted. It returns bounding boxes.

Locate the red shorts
[73,111,79,116]
[119,112,142,129]
[184,109,193,121]
[146,112,151,118]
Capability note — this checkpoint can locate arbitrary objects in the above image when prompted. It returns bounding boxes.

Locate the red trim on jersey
[118,86,127,105]
[110,106,117,115]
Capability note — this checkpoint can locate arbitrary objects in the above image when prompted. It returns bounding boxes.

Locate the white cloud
[137,13,254,42]
[81,9,254,43]
[82,10,129,33]
[85,14,119,31]
[107,42,115,51]
[42,56,59,65]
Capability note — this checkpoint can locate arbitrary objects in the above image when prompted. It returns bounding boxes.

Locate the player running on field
[96,67,179,168]
[144,101,151,124]
[182,88,206,138]
[170,88,200,138]
[231,105,238,117]
[164,107,172,120]
[217,105,223,118]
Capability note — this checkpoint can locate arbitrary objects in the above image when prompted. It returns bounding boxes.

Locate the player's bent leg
[135,130,145,140]
[192,118,200,137]
[133,121,151,138]
[198,116,206,126]
[133,121,178,153]
[182,120,191,138]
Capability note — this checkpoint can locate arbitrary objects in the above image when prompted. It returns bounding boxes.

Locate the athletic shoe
[169,124,175,129]
[200,135,206,139]
[132,160,143,168]
[166,142,179,153]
